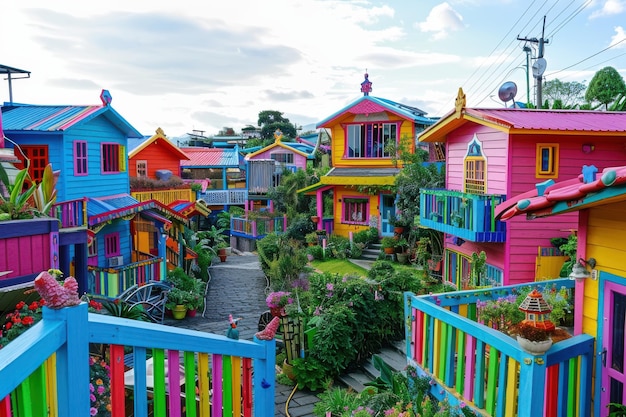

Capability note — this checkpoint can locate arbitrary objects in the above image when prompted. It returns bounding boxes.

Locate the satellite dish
[532,57,547,77]
[498,81,518,104]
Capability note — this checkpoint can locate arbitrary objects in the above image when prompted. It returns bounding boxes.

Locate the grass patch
[310,259,368,277]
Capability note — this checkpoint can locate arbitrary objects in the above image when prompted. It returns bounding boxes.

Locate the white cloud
[609,26,626,48]
[590,0,626,19]
[416,2,465,40]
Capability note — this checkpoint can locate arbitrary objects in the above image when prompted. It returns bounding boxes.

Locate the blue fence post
[518,354,547,417]
[43,302,89,417]
[252,336,276,417]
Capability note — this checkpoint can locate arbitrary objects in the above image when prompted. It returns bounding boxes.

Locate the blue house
[1,90,179,296]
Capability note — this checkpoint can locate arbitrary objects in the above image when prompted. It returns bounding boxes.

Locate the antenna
[498,81,518,108]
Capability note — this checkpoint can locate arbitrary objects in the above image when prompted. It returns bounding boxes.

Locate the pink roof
[465,108,626,132]
[180,147,239,167]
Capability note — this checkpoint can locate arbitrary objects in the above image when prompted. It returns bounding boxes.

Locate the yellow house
[496,164,626,415]
[299,73,437,237]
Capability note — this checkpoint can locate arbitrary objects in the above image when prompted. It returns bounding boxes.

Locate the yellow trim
[128,128,191,160]
[464,157,486,194]
[245,141,309,160]
[297,175,396,194]
[535,143,559,178]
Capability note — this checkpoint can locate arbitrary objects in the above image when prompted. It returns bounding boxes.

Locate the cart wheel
[258,311,274,331]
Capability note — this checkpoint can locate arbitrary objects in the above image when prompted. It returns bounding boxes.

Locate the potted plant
[185,278,205,317]
[305,232,319,246]
[266,291,293,317]
[395,237,410,264]
[165,287,188,320]
[381,237,396,255]
[516,323,553,355]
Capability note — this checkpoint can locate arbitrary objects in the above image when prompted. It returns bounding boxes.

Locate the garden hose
[285,383,299,417]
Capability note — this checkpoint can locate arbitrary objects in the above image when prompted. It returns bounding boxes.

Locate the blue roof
[316,96,437,127]
[1,103,143,138]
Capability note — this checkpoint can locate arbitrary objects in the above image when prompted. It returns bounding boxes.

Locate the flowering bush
[266,291,293,309]
[89,356,111,416]
[476,294,524,334]
[0,299,45,348]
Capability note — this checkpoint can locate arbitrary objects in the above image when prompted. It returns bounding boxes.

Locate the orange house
[128,127,190,179]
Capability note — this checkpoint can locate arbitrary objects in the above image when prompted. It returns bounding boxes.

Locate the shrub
[517,323,551,342]
[306,244,324,260]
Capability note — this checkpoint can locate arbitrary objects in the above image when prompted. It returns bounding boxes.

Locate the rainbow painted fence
[0,303,276,417]
[404,278,595,417]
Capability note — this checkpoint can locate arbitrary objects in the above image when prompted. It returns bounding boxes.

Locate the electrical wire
[545,38,626,78]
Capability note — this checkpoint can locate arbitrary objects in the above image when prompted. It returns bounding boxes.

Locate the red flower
[28,302,39,311]
[15,301,25,310]
[5,322,12,330]
[22,316,34,326]
[39,299,46,307]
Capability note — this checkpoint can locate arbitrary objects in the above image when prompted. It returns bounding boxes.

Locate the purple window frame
[342,196,369,225]
[74,140,88,176]
[104,232,121,257]
[101,142,120,173]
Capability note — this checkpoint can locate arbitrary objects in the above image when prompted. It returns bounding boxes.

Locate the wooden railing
[51,198,88,230]
[420,189,507,243]
[404,278,594,417]
[88,256,163,298]
[131,189,195,205]
[231,216,287,239]
[198,189,248,206]
[0,303,276,416]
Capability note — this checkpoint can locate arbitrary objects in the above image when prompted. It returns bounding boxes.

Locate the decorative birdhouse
[518,289,555,331]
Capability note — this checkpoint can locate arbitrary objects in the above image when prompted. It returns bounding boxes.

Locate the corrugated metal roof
[328,167,400,177]
[467,108,626,132]
[1,103,142,137]
[180,147,239,167]
[317,96,437,128]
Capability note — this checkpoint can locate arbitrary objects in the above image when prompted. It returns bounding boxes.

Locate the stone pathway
[163,253,319,417]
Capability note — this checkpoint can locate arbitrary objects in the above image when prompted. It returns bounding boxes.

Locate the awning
[297,167,398,194]
[88,195,188,227]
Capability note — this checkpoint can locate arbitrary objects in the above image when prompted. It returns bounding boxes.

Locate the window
[104,232,120,257]
[88,238,98,258]
[270,153,294,164]
[15,145,49,182]
[536,143,559,178]
[136,160,147,177]
[342,198,368,225]
[74,141,88,176]
[463,135,486,194]
[345,123,397,158]
[101,143,126,173]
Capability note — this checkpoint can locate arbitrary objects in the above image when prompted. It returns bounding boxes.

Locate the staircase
[337,340,407,392]
[361,243,382,262]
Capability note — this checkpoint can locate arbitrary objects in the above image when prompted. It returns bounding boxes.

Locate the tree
[542,79,587,109]
[585,66,626,110]
[257,110,297,141]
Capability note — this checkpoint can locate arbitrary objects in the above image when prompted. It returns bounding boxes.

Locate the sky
[1,0,625,139]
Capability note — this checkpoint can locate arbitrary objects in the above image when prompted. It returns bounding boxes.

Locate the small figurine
[33,270,80,309]
[226,314,242,340]
[255,316,280,340]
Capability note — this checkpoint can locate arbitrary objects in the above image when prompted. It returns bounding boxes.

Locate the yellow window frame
[463,156,486,194]
[536,143,559,178]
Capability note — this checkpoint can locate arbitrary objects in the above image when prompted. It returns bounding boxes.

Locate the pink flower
[97,385,105,394]
[90,407,98,416]
[90,394,96,402]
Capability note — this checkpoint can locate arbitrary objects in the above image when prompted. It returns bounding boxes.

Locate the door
[601,281,626,415]
[380,195,395,236]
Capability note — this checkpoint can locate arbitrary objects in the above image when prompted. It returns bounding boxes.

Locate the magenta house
[418,89,626,288]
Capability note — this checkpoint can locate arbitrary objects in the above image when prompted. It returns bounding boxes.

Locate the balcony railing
[404,278,594,417]
[231,215,287,239]
[88,256,163,298]
[51,198,88,230]
[198,189,248,206]
[0,303,276,416]
[420,189,507,242]
[131,188,195,205]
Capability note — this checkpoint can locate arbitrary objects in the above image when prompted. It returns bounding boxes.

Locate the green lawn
[310,259,369,277]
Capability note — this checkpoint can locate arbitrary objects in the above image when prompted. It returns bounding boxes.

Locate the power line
[545,38,626,78]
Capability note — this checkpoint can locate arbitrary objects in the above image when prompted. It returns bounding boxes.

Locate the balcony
[88,255,163,298]
[198,189,248,206]
[404,278,594,417]
[231,215,287,239]
[0,303,276,416]
[420,189,506,242]
[51,198,88,231]
[131,188,195,205]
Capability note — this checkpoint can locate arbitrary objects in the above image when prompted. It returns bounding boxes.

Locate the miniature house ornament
[518,289,555,331]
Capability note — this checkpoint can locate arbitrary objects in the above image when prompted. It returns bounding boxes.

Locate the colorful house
[128,127,190,181]
[495,164,626,416]
[300,73,437,237]
[1,91,186,297]
[418,88,626,288]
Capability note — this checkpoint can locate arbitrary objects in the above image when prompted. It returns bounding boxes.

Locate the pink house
[243,129,315,173]
[418,88,626,287]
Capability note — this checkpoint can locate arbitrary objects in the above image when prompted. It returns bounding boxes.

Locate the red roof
[180,147,239,167]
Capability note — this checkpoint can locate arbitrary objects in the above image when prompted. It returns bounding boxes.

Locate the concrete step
[337,341,407,393]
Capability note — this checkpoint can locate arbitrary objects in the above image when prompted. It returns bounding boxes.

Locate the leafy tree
[257,110,297,141]
[585,66,626,110]
[542,78,587,109]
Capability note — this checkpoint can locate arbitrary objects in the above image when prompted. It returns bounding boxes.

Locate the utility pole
[518,16,549,108]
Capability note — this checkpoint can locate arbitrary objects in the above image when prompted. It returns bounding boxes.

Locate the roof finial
[360,70,372,96]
